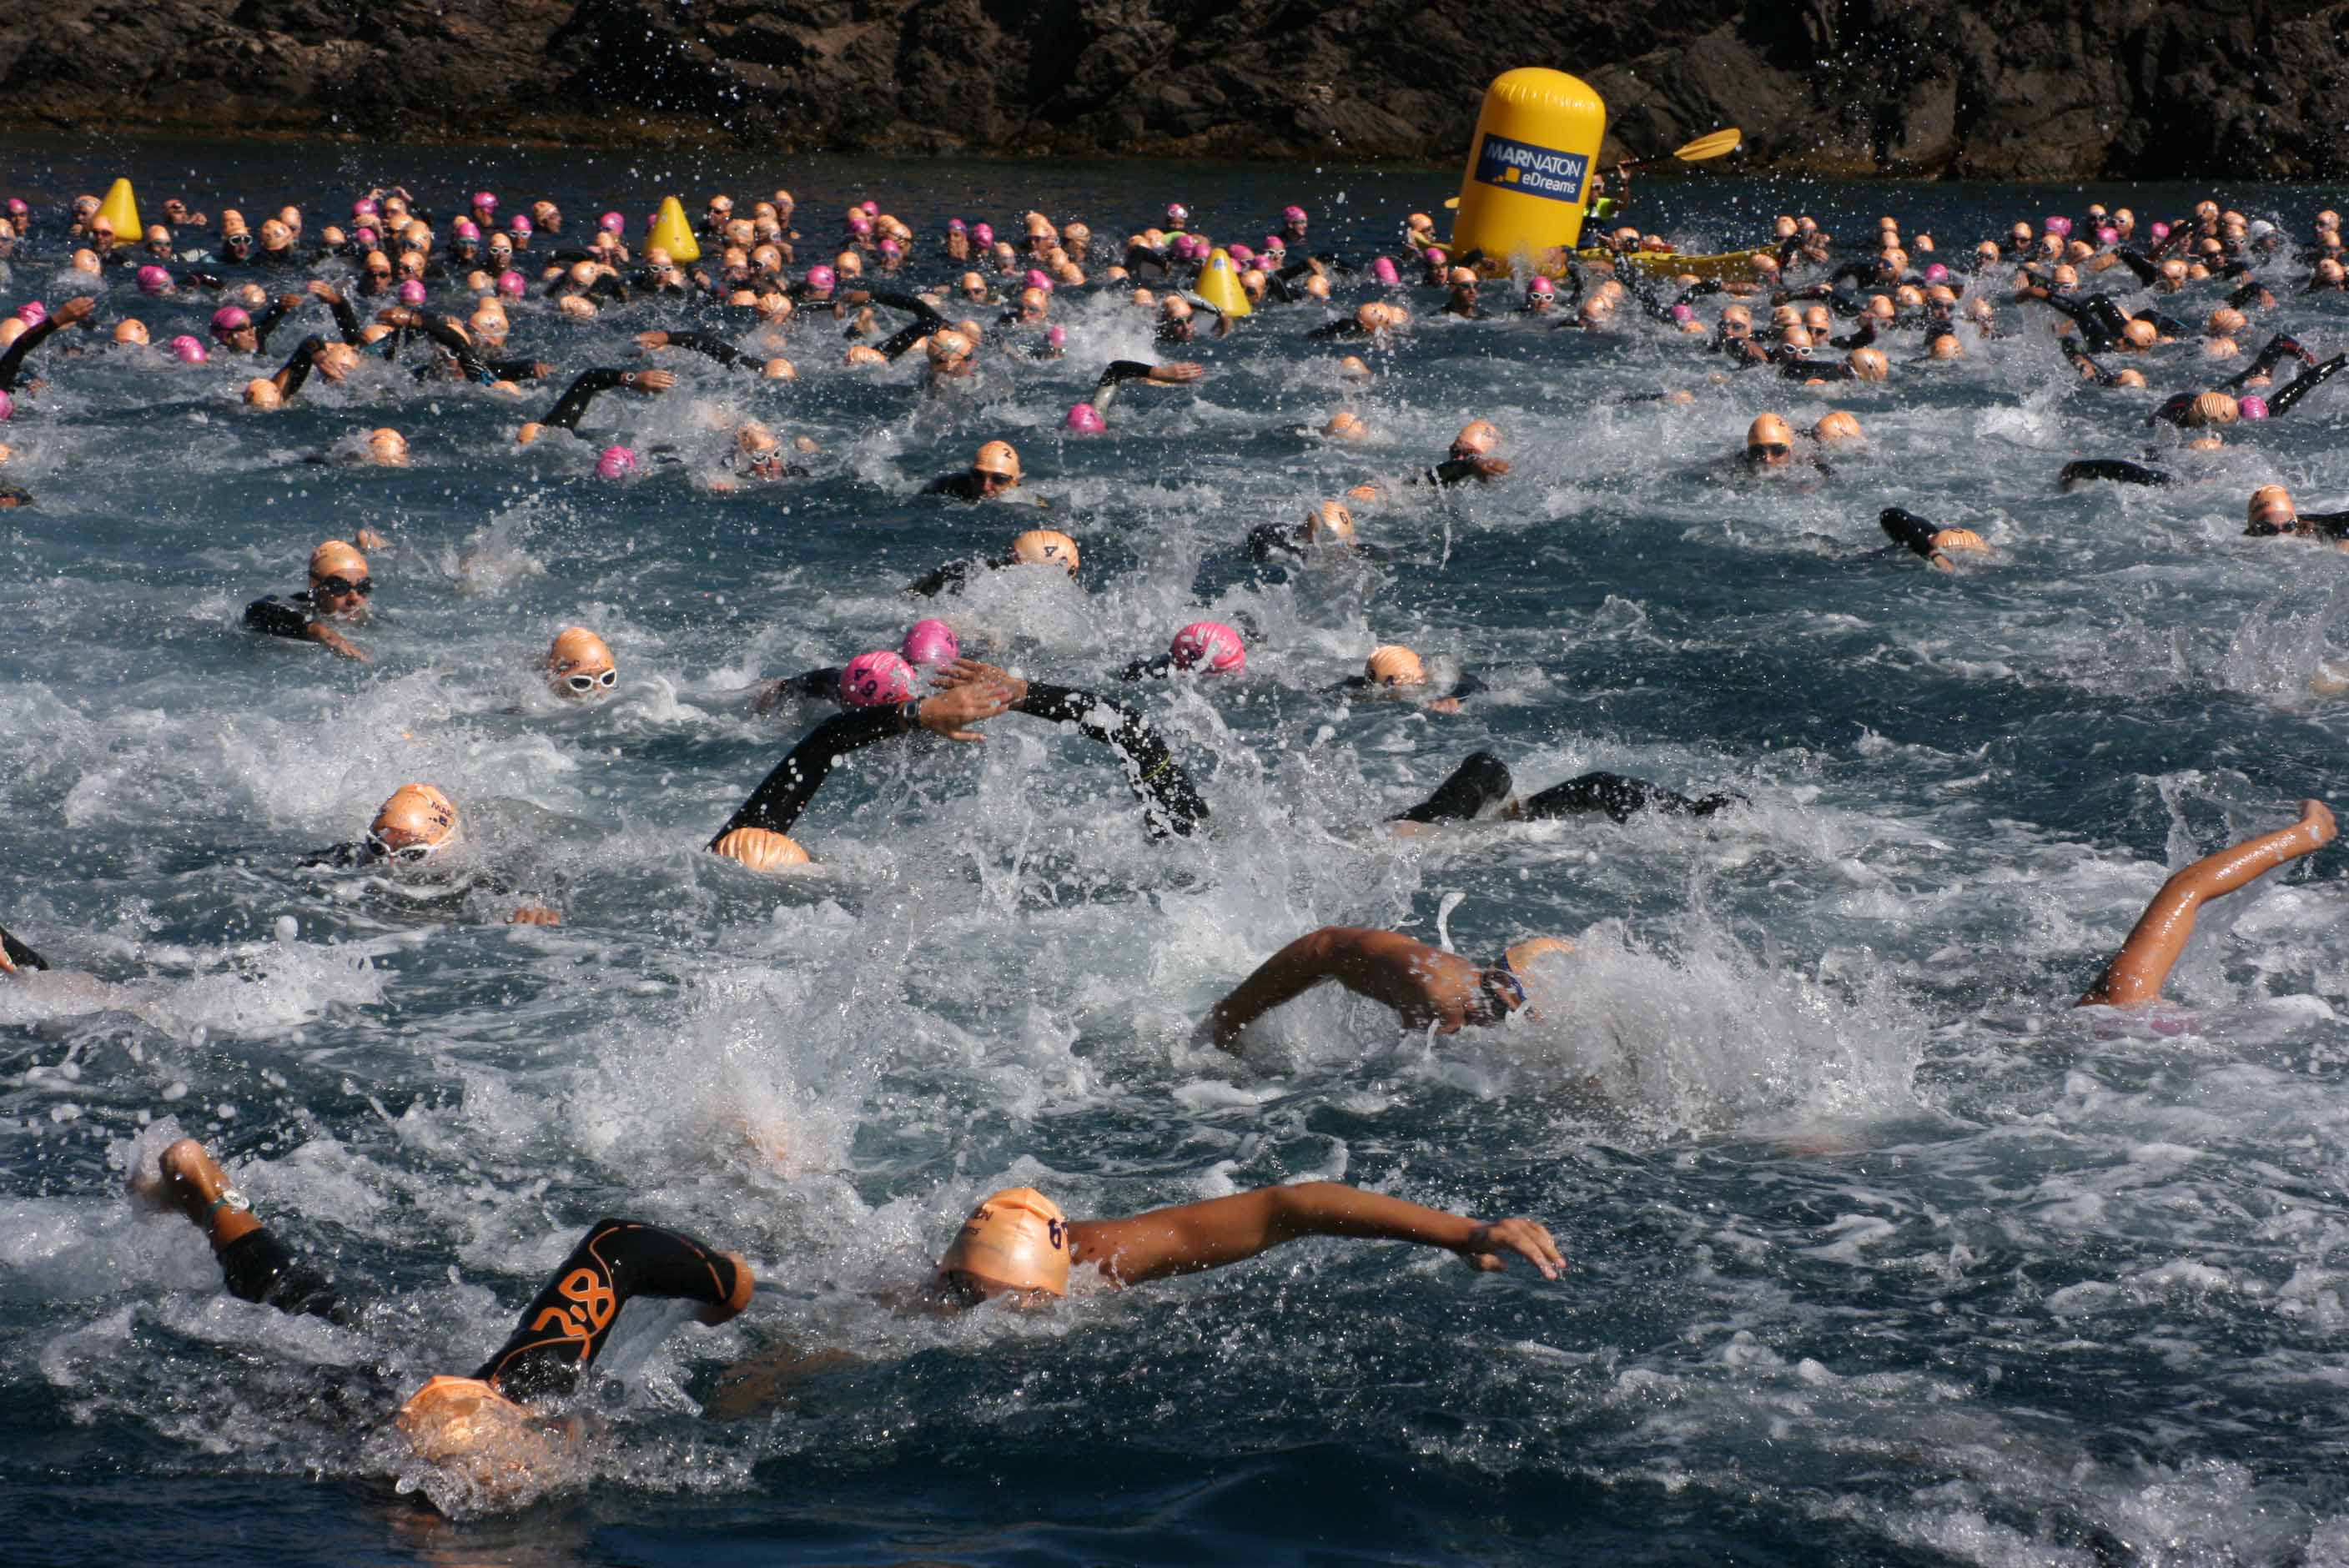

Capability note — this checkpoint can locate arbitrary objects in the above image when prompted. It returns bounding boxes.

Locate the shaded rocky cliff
[3,0,2344,178]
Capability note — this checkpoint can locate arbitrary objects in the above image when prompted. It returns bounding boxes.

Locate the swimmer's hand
[1426,697,1463,715]
[635,329,672,350]
[1465,457,1512,480]
[622,369,676,394]
[1148,362,1206,384]
[307,623,368,662]
[508,905,562,926]
[275,294,304,314]
[355,527,390,550]
[1461,1218,1566,1279]
[1346,483,1383,504]
[938,657,1029,706]
[307,280,345,304]
[2300,798,2337,851]
[697,1250,757,1326]
[375,306,417,328]
[915,675,1017,743]
[53,296,98,327]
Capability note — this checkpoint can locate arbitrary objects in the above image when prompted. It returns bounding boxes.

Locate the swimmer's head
[546,627,616,699]
[2186,390,2240,428]
[1813,410,1864,444]
[2111,367,2146,389]
[843,344,886,368]
[2248,484,2297,532]
[926,328,974,366]
[1365,644,1426,687]
[1745,413,1795,466]
[209,305,254,345]
[307,539,371,611]
[1304,500,1357,545]
[1322,410,1367,442]
[1064,400,1106,435]
[596,445,636,479]
[1010,529,1080,575]
[972,440,1023,491]
[901,618,960,667]
[2237,394,2269,420]
[937,1187,1070,1304]
[2204,336,2240,360]
[1339,354,1371,379]
[367,427,410,465]
[1848,346,1890,381]
[394,1376,558,1501]
[136,264,173,296]
[242,377,283,409]
[712,827,812,873]
[1496,936,1577,1017]
[370,783,460,859]
[1451,420,1500,460]
[1169,620,1245,675]
[840,650,918,707]
[1371,255,1401,286]
[169,334,208,364]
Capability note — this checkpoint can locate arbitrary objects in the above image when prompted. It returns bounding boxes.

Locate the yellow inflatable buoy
[96,178,141,247]
[1449,68,1607,269]
[646,195,702,264]
[1194,247,1252,319]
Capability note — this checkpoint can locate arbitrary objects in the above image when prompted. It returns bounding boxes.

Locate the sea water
[3,137,2349,1565]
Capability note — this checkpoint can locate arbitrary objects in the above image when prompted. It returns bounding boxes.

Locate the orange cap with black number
[938,1187,1070,1298]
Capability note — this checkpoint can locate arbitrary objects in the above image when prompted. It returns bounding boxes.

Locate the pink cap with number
[840,650,916,706]
[1169,621,1245,675]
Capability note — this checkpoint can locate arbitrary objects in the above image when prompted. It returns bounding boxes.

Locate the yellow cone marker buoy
[96,178,142,248]
[1195,247,1252,319]
[1447,68,1607,270]
[647,196,702,264]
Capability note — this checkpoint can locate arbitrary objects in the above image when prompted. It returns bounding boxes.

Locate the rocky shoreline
[3,0,2344,178]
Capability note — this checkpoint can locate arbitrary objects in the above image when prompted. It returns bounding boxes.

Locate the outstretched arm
[709,682,1016,843]
[1068,1182,1563,1287]
[1090,359,1204,415]
[2080,800,2336,1007]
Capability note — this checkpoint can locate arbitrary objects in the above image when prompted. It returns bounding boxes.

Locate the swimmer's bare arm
[305,621,367,662]
[1204,926,1460,1050]
[2080,799,2336,1007]
[1068,1183,1564,1286]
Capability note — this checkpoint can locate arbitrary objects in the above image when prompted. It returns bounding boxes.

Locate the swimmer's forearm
[1206,930,1340,1048]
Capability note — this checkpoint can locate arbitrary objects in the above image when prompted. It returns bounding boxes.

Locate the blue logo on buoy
[1472,133,1591,204]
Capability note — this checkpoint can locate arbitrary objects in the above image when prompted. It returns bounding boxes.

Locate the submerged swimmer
[1391,751,1742,828]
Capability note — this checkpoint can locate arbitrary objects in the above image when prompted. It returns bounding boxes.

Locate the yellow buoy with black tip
[646,196,702,264]
[1194,246,1252,318]
[1448,68,1607,273]
[96,178,141,248]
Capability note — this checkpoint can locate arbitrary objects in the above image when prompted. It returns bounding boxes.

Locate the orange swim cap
[546,627,615,696]
[973,440,1022,480]
[309,538,369,582]
[1322,410,1367,441]
[2186,391,2240,427]
[1451,420,1500,458]
[712,827,812,872]
[1813,410,1864,443]
[938,1187,1070,1299]
[1746,413,1794,449]
[1304,500,1356,544]
[371,783,460,852]
[1010,529,1079,573]
[1366,644,1426,686]
[395,1375,559,1497]
[2248,485,2297,530]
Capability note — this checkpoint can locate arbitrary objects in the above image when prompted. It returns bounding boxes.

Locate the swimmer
[546,627,616,699]
[131,1135,752,1508]
[754,622,961,714]
[908,529,1079,597]
[1878,506,1992,570]
[0,294,95,394]
[2078,799,2335,1007]
[1245,500,1387,565]
[0,920,48,974]
[244,539,375,661]
[937,659,1210,837]
[514,365,675,445]
[1330,644,1479,713]
[921,439,1027,501]
[1121,620,1246,681]
[2241,484,2349,543]
[1080,359,1207,425]
[1202,926,1575,1051]
[302,782,561,923]
[1391,751,1742,828]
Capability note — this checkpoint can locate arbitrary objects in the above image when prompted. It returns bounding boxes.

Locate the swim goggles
[562,669,617,692]
[364,833,449,867]
[314,575,374,599]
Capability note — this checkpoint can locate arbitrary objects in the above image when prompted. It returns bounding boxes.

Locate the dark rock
[3,0,2346,178]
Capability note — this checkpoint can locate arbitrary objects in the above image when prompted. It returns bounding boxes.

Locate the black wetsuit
[2059,459,2172,490]
[0,313,77,392]
[2,922,48,971]
[538,369,640,436]
[1393,751,1738,826]
[243,590,329,641]
[660,331,762,371]
[1332,671,1485,704]
[1244,525,1391,566]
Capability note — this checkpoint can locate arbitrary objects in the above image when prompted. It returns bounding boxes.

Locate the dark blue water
[5,136,2349,1565]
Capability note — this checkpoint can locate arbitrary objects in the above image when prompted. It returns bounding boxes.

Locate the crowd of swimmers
[0,175,2341,1506]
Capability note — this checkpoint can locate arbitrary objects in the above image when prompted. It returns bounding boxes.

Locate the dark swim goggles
[314,575,374,598]
[1475,963,1527,1025]
[1748,442,1791,460]
[563,669,618,692]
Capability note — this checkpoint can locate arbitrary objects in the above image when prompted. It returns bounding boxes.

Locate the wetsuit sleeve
[2058,458,2173,490]
[1879,506,1945,559]
[326,296,363,345]
[1426,458,1483,487]
[252,298,294,352]
[1120,654,1174,681]
[2268,354,2347,418]
[711,706,918,842]
[1245,523,1301,563]
[275,335,325,401]
[1304,320,1359,340]
[480,357,541,382]
[1828,319,1878,351]
[1518,771,1735,824]
[906,559,977,596]
[871,290,949,361]
[215,1226,352,1324]
[0,314,63,391]
[413,315,495,381]
[2302,511,2349,540]
[1013,681,1206,838]
[1391,751,1514,824]
[1,922,48,971]
[541,368,627,432]
[661,331,757,370]
[2146,393,2200,428]
[784,667,843,702]
[244,596,313,638]
[2059,337,2122,387]
[2110,249,2162,286]
[1448,671,1485,699]
[919,473,984,500]
[470,1219,747,1403]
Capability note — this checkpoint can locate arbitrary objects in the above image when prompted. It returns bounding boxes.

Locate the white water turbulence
[3,142,2349,1566]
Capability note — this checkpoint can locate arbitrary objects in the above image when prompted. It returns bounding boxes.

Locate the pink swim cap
[454,219,480,240]
[860,200,878,217]
[1425,247,1447,267]
[1227,244,1254,266]
[136,264,173,294]
[209,304,250,338]
[948,219,968,234]
[398,279,426,306]
[2237,395,2270,420]
[840,650,916,707]
[17,302,45,328]
[973,223,993,245]
[1923,262,1949,283]
[2150,221,2171,240]
[1170,621,1245,675]
[850,216,874,235]
[1024,269,1054,292]
[1167,203,1189,224]
[881,238,902,256]
[496,269,526,297]
[1528,275,1555,295]
[1046,324,1066,348]
[600,211,625,234]
[1372,256,1401,285]
[352,198,379,218]
[1284,205,1308,224]
[473,191,497,211]
[596,445,636,480]
[1064,400,1106,435]
[3,199,23,218]
[509,214,532,235]
[806,265,835,291]
[1262,235,1287,252]
[353,227,377,248]
[901,618,960,666]
[2097,226,2120,246]
[1670,303,1695,322]
[2045,215,2072,237]
[0,388,13,421]
[169,334,208,364]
